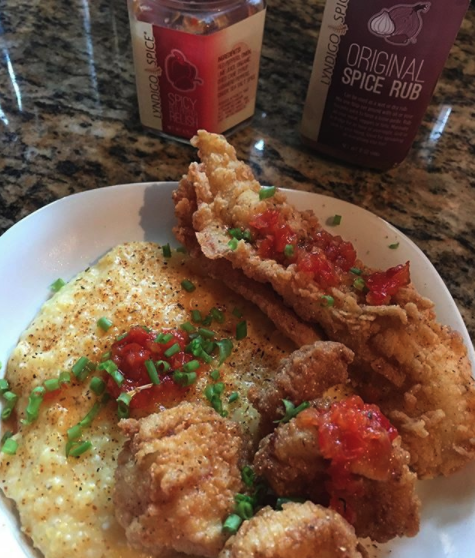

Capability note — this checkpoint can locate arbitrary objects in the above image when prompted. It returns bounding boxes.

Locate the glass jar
[300,0,470,170]
[128,0,267,142]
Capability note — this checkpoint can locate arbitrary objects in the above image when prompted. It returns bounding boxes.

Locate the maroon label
[316,0,469,165]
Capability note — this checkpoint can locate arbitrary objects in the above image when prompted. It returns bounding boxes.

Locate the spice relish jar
[128,0,266,142]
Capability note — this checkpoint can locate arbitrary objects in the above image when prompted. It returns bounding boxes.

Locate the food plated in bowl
[0,143,474,558]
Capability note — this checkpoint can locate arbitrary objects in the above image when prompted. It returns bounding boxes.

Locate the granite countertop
[0,0,473,342]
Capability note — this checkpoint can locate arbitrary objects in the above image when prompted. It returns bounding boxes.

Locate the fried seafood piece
[253,397,420,543]
[248,341,353,433]
[176,130,475,479]
[218,501,363,558]
[173,177,322,348]
[114,402,245,558]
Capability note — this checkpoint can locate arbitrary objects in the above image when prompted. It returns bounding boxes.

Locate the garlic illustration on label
[368,3,431,46]
[369,10,395,37]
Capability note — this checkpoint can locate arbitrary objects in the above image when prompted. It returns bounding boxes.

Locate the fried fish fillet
[114,402,245,557]
[173,176,322,348]
[174,130,475,479]
[218,502,363,558]
[253,407,420,543]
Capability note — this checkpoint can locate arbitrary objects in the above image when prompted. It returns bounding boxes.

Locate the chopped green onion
[332,214,342,226]
[0,378,10,394]
[164,343,181,358]
[259,186,276,200]
[162,243,172,258]
[210,369,220,381]
[275,399,310,424]
[228,392,239,403]
[201,315,213,326]
[222,514,243,535]
[117,393,132,419]
[211,394,225,415]
[228,228,253,243]
[156,360,171,373]
[353,277,366,291]
[232,307,243,319]
[183,360,200,373]
[180,321,196,333]
[228,238,239,250]
[44,378,60,392]
[59,371,71,385]
[186,337,212,363]
[236,321,247,341]
[205,383,226,416]
[320,295,334,307]
[116,332,128,342]
[210,307,225,324]
[50,278,66,292]
[350,267,362,275]
[155,332,173,344]
[78,402,102,428]
[181,279,196,293]
[173,371,197,387]
[197,327,215,339]
[72,356,95,382]
[97,317,113,332]
[141,326,151,333]
[1,391,18,420]
[276,496,306,510]
[215,339,233,365]
[235,499,254,520]
[68,440,92,458]
[22,386,45,425]
[202,339,216,354]
[284,244,295,258]
[98,360,124,387]
[90,377,106,396]
[67,424,83,441]
[389,242,400,249]
[191,310,202,323]
[241,466,255,487]
[1,437,18,455]
[145,360,160,385]
[214,382,225,395]
[1,430,13,444]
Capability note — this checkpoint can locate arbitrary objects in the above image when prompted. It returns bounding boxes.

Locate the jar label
[130,10,266,139]
[301,0,469,165]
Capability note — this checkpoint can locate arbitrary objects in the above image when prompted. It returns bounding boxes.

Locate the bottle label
[301,0,469,164]
[130,10,266,139]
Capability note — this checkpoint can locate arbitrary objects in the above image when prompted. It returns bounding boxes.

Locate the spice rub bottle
[128,0,266,142]
[301,0,470,169]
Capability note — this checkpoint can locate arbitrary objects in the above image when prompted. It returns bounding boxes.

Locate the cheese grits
[0,242,292,558]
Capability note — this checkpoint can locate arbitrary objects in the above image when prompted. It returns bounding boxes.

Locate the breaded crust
[218,501,363,558]
[253,415,420,543]
[248,341,353,433]
[114,402,245,557]
[175,130,475,479]
[173,177,322,348]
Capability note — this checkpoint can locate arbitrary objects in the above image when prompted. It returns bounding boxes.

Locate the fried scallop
[174,130,475,479]
[114,402,245,557]
[218,501,363,558]
[248,341,353,433]
[253,402,420,543]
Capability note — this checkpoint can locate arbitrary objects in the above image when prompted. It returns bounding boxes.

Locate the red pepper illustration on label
[165,49,203,92]
[368,2,431,46]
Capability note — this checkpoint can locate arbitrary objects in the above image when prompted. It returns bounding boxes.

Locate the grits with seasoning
[0,242,291,558]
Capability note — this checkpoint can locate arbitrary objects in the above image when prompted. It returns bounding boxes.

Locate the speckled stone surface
[0,0,473,342]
